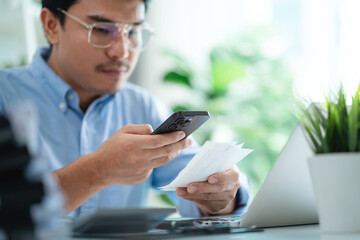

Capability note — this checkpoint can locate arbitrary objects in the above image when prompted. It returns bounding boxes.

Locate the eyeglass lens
[90,22,152,50]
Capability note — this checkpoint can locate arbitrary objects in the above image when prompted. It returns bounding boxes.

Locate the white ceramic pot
[308,153,360,233]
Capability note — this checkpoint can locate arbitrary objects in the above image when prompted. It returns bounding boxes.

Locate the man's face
[51,0,145,96]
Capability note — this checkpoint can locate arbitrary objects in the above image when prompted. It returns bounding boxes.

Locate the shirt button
[68,93,74,100]
[59,102,66,109]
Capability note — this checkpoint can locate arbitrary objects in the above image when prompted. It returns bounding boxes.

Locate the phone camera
[169,117,193,130]
[168,124,179,130]
[181,119,192,127]
[175,117,186,125]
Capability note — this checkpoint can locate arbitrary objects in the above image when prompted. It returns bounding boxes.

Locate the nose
[105,34,129,59]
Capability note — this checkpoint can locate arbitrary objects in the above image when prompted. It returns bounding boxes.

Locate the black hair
[42,0,150,25]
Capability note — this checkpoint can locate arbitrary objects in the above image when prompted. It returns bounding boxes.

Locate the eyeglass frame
[56,8,154,50]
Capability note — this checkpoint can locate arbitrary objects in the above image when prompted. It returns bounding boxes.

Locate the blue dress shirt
[0,48,250,218]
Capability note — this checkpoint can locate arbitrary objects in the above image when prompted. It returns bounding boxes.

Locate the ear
[40,8,61,45]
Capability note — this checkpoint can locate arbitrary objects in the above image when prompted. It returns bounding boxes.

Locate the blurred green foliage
[0,57,26,69]
[162,27,298,195]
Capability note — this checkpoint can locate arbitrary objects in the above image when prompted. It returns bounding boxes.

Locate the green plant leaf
[163,71,192,87]
[306,104,326,151]
[173,105,191,112]
[162,49,194,88]
[211,60,246,95]
[158,193,175,206]
[298,83,360,154]
[296,101,323,153]
[349,83,360,151]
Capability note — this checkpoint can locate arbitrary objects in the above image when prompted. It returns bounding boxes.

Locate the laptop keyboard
[157,215,244,230]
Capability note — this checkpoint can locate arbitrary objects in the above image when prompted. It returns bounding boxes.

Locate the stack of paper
[160,141,253,191]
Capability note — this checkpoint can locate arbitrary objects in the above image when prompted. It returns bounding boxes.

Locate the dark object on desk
[0,115,44,240]
[73,224,263,239]
[167,223,263,235]
[0,105,69,240]
[73,212,263,239]
[72,208,176,234]
[157,214,244,230]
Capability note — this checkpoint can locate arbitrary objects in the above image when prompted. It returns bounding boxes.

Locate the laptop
[73,123,317,236]
[160,123,318,229]
[72,208,263,237]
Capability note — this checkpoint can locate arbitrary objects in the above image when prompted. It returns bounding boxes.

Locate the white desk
[72,225,360,240]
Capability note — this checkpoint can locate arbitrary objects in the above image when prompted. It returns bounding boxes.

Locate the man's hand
[175,168,240,216]
[54,124,192,213]
[93,124,192,187]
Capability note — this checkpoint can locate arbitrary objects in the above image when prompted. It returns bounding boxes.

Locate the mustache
[95,60,130,72]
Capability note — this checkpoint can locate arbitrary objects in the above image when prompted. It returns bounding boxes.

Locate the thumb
[120,124,153,135]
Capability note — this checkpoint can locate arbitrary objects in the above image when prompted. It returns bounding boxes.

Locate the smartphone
[151,111,210,138]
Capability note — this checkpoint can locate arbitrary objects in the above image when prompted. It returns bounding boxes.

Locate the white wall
[138,0,274,103]
[1,0,360,99]
[0,0,46,66]
[136,0,360,104]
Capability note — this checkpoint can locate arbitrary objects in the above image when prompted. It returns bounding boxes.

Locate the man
[0,0,250,218]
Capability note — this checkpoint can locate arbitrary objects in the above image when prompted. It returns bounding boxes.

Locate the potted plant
[298,84,360,233]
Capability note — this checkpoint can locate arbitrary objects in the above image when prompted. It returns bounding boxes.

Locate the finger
[120,124,153,135]
[176,190,235,215]
[150,150,181,168]
[180,191,233,201]
[190,199,227,207]
[180,190,237,201]
[187,182,237,194]
[176,187,188,197]
[192,200,229,215]
[207,168,239,185]
[186,178,240,194]
[125,170,153,185]
[134,130,185,149]
[176,186,236,199]
[146,138,192,160]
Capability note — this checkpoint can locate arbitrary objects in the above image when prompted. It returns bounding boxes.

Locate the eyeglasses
[57,8,154,51]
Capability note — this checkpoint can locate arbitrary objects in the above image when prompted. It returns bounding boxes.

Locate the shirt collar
[28,47,114,113]
[29,47,73,113]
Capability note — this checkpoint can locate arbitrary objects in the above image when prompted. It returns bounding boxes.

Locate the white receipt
[159,141,253,191]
